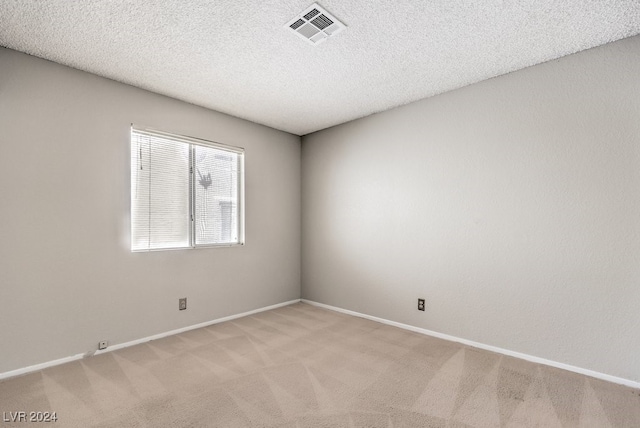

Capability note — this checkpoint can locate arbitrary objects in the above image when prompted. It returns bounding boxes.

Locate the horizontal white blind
[130,128,243,251]
[131,131,190,251]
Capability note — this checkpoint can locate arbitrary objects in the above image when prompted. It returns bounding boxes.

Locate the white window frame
[130,126,245,252]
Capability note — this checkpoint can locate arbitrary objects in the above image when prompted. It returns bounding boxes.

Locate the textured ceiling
[1,1,639,136]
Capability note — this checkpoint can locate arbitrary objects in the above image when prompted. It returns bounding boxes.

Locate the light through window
[130,127,244,251]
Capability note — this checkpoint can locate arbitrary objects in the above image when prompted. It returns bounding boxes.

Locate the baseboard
[301,299,640,389]
[0,299,301,381]
[0,353,87,382]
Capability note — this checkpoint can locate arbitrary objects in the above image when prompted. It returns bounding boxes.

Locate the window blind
[130,128,243,251]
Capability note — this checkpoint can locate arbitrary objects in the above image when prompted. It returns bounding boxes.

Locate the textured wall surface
[302,35,640,382]
[0,48,301,374]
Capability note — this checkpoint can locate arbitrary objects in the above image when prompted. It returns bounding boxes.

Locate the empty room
[1,1,639,427]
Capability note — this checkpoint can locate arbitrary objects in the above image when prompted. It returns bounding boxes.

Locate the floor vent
[285,3,345,45]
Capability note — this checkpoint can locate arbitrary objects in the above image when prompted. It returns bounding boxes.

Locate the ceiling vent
[285,3,345,45]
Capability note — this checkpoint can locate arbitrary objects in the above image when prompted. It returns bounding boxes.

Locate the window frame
[130,126,245,252]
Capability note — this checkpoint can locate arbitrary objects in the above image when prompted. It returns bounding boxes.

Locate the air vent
[303,9,320,20]
[285,3,345,45]
[290,19,305,30]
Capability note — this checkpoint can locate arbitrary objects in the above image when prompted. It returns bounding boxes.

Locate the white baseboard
[301,299,640,390]
[0,353,87,382]
[0,299,301,381]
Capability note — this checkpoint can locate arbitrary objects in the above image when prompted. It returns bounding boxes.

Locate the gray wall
[3,33,640,383]
[302,35,640,382]
[0,48,301,374]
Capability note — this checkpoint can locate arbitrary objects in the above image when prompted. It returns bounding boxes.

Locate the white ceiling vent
[285,3,345,45]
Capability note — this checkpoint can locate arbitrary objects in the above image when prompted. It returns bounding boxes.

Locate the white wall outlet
[98,340,108,350]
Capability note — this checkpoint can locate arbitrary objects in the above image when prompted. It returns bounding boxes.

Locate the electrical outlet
[98,340,108,350]
[418,298,425,311]
[179,298,187,311]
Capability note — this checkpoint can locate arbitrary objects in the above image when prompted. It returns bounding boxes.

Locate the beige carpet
[1,303,639,427]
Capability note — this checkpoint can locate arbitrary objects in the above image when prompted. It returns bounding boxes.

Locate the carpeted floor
[1,302,639,427]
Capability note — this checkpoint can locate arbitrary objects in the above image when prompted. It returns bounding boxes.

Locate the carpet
[1,303,639,427]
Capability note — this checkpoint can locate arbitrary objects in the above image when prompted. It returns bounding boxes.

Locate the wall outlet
[98,340,108,350]
[418,298,425,311]
[179,297,187,311]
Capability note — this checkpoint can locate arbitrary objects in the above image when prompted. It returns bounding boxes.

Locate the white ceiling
[1,1,639,136]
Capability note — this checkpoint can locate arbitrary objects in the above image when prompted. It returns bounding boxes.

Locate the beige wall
[3,34,640,383]
[302,36,640,382]
[0,48,301,374]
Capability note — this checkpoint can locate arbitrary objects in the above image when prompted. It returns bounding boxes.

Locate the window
[130,127,244,251]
